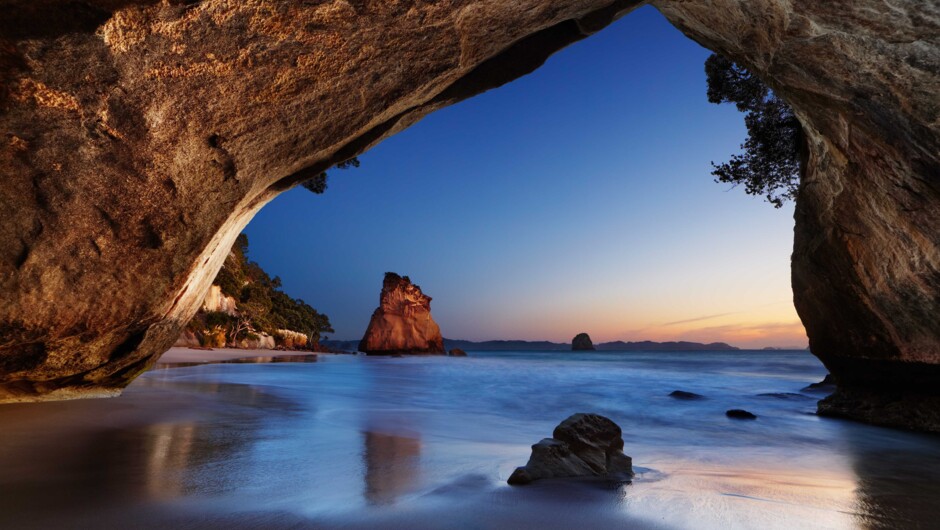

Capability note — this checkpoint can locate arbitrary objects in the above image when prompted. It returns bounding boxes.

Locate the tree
[705,54,803,208]
[301,157,361,195]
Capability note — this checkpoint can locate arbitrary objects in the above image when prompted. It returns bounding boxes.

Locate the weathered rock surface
[508,413,633,485]
[201,285,238,316]
[359,273,444,355]
[571,333,595,351]
[0,0,937,430]
[448,348,468,357]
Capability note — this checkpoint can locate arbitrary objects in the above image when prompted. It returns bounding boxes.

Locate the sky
[243,5,808,349]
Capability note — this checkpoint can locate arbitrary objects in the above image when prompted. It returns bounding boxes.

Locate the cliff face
[0,0,937,429]
[359,273,444,355]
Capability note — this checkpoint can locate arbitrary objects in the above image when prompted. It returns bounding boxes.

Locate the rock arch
[1,1,937,429]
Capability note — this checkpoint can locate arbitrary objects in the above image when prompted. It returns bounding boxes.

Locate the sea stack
[359,273,445,355]
[572,333,595,351]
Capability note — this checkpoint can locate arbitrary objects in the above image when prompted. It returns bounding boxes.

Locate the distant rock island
[572,333,595,351]
[358,272,445,355]
[325,337,739,352]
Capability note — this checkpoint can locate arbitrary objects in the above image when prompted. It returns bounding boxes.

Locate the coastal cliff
[359,273,445,355]
[0,0,937,431]
[176,234,331,351]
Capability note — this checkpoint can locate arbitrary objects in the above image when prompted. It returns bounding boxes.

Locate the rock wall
[201,285,238,316]
[359,273,445,355]
[0,0,937,429]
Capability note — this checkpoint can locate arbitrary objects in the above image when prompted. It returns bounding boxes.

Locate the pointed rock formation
[572,333,595,351]
[359,273,445,355]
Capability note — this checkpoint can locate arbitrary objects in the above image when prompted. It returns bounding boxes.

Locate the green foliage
[204,311,235,329]
[196,234,334,346]
[301,157,360,195]
[705,54,803,208]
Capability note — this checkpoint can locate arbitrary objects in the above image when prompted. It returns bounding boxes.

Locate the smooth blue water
[1,350,938,529]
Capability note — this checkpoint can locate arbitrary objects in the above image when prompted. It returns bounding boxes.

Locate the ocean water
[1,350,939,529]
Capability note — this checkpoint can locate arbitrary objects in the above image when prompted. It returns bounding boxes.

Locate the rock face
[448,348,468,357]
[358,273,445,355]
[508,413,633,485]
[0,0,937,429]
[571,333,595,351]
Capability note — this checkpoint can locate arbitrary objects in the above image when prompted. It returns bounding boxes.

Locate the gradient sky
[243,5,808,349]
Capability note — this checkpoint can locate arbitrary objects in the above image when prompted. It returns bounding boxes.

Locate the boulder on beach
[448,348,468,357]
[359,273,445,355]
[726,409,758,420]
[669,390,705,400]
[507,413,633,485]
[571,333,595,351]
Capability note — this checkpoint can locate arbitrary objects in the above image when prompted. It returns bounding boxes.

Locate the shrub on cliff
[192,235,334,347]
[705,54,803,208]
[301,157,360,195]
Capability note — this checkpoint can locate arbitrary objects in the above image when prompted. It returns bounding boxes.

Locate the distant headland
[322,338,740,352]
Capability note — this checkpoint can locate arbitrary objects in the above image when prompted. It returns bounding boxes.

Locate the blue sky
[244,5,806,348]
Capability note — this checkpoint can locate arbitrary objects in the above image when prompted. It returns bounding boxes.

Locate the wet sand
[155,346,321,368]
[1,350,938,529]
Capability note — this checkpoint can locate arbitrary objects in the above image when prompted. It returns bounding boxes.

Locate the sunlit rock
[359,273,445,355]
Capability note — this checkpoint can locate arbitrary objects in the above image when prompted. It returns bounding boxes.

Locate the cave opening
[241,5,807,352]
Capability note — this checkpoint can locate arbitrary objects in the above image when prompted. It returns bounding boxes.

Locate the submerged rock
[448,348,468,357]
[571,333,595,351]
[726,409,758,420]
[669,390,705,400]
[359,273,445,356]
[508,413,633,485]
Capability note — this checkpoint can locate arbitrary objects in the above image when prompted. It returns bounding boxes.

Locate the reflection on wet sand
[0,381,291,526]
[363,430,421,505]
[843,429,940,529]
[153,354,318,370]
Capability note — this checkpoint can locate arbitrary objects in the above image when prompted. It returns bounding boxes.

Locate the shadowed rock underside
[0,1,937,430]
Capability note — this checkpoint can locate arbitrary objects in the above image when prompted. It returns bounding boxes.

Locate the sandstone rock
[359,273,445,355]
[0,0,936,429]
[726,409,757,420]
[508,413,633,485]
[571,333,595,351]
[448,348,468,357]
[201,285,238,316]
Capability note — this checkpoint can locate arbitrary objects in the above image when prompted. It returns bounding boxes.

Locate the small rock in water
[448,348,468,357]
[669,390,705,400]
[726,409,758,420]
[507,413,633,485]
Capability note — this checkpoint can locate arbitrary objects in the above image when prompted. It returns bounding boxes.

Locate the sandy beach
[1,349,938,529]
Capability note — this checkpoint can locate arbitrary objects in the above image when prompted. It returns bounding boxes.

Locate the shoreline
[154,346,328,368]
